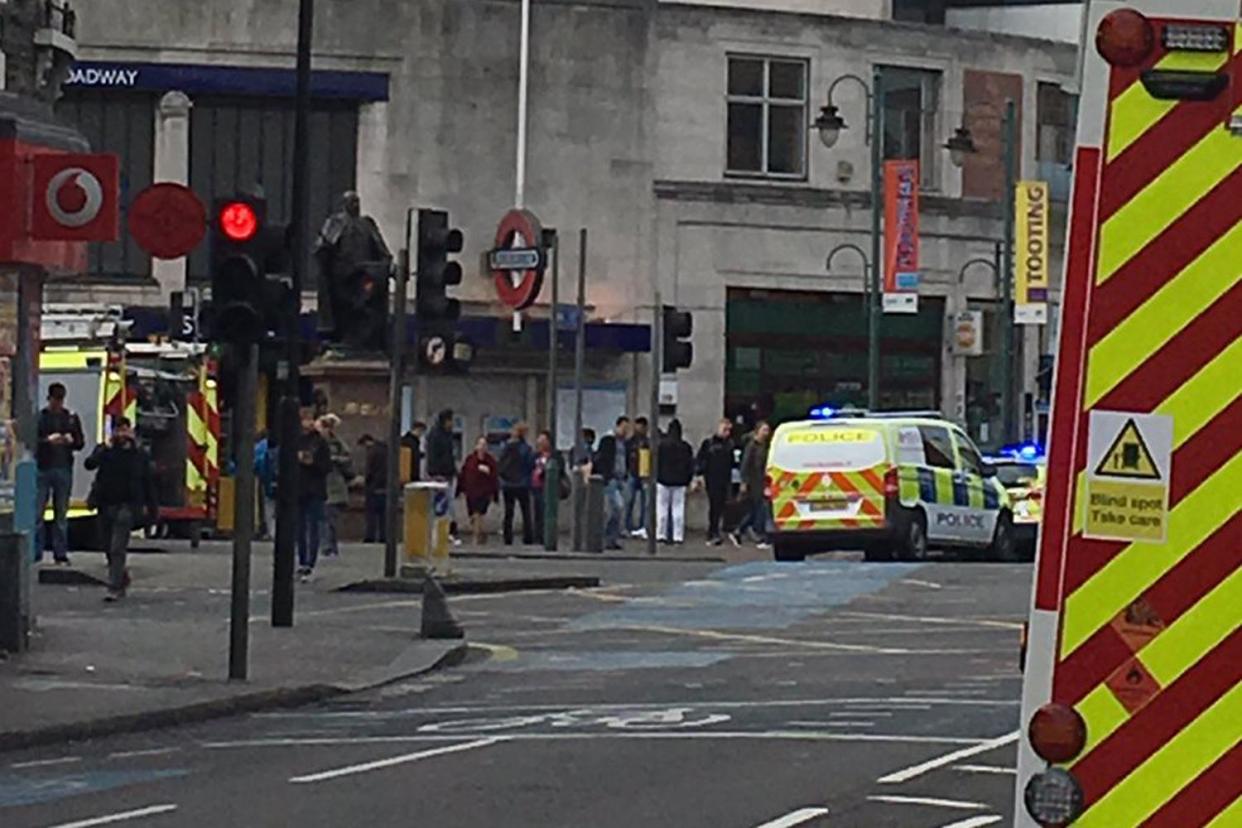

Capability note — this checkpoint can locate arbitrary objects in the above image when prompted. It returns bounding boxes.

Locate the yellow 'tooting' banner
[1015,180,1049,325]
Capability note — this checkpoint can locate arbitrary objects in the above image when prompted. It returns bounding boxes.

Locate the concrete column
[152,91,192,300]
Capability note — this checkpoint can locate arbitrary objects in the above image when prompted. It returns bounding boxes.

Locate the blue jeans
[604,479,626,547]
[298,497,325,571]
[736,496,771,542]
[624,477,646,532]
[37,467,73,560]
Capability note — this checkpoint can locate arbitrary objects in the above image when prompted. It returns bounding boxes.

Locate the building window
[880,66,942,190]
[726,56,808,179]
[1037,82,1074,165]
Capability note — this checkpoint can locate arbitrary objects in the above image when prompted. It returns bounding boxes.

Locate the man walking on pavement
[594,417,631,550]
[626,416,650,538]
[696,418,736,546]
[425,410,460,543]
[733,420,773,548]
[36,382,85,564]
[84,417,156,601]
[656,419,694,545]
[358,434,388,543]
[498,422,536,545]
[296,410,331,581]
[318,414,353,559]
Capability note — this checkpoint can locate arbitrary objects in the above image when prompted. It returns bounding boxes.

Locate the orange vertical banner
[883,159,920,314]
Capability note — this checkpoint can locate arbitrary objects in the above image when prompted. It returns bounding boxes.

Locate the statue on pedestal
[313,191,392,353]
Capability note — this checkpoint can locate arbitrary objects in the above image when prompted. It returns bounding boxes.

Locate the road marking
[45,804,179,828]
[838,610,1024,630]
[9,756,81,769]
[900,578,943,589]
[471,642,520,662]
[937,816,1003,828]
[606,624,986,655]
[953,764,1016,775]
[753,806,830,827]
[877,731,1019,784]
[288,737,505,783]
[867,795,987,810]
[108,748,181,760]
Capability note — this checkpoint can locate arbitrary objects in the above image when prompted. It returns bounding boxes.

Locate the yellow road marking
[1061,452,1241,657]
[1075,682,1242,827]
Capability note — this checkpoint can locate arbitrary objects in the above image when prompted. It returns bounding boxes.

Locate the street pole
[570,229,587,551]
[515,0,531,208]
[272,0,314,628]
[543,227,560,550]
[868,68,884,412]
[229,344,258,681]
[384,215,411,578]
[646,295,661,557]
[1000,99,1018,446]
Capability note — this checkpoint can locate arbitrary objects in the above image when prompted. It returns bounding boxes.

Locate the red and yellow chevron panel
[1042,16,1242,828]
[769,468,887,533]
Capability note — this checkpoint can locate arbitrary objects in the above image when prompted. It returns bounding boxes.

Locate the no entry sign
[490,208,545,310]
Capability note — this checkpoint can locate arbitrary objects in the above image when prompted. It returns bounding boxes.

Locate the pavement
[0,539,1033,828]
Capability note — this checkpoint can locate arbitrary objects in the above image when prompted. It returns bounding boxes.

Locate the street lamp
[826,243,872,312]
[814,71,884,411]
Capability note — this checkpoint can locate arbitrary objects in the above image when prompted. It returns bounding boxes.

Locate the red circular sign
[491,208,545,311]
[127,183,207,260]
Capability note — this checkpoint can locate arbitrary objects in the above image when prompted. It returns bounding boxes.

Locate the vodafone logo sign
[30,153,120,242]
[45,168,106,228]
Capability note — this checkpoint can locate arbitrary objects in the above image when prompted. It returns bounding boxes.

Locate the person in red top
[458,437,499,545]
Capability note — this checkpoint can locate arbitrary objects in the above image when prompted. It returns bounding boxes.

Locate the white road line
[288,737,504,784]
[937,816,1004,828]
[108,748,181,760]
[877,731,1019,784]
[953,764,1017,775]
[753,806,830,827]
[838,610,1024,630]
[900,578,943,589]
[45,804,178,828]
[10,756,81,769]
[867,795,986,810]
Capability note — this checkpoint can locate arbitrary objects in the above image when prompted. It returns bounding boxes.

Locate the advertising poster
[1015,180,1050,325]
[883,160,921,314]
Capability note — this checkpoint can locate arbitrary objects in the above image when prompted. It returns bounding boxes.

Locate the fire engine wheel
[899,511,929,562]
[990,512,1018,563]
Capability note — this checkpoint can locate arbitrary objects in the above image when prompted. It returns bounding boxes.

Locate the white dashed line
[877,731,1019,783]
[953,763,1016,775]
[937,816,1004,828]
[753,806,830,827]
[867,795,987,810]
[10,756,81,769]
[289,737,505,783]
[45,804,179,828]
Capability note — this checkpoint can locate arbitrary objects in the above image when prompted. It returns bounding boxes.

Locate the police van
[766,411,1015,563]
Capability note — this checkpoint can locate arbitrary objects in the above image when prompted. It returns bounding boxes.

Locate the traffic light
[209,196,287,346]
[662,305,694,372]
[416,208,466,369]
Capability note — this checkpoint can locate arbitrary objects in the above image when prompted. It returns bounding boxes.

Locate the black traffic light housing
[416,208,467,370]
[662,305,694,372]
[209,196,289,346]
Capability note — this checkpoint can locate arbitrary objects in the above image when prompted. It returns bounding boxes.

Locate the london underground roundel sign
[490,209,545,311]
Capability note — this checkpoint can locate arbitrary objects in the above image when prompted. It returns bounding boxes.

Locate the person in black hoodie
[424,409,460,542]
[84,418,156,601]
[656,419,694,544]
[296,410,332,580]
[695,418,736,545]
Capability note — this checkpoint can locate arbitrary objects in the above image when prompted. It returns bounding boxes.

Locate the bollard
[585,474,605,553]
[0,533,30,653]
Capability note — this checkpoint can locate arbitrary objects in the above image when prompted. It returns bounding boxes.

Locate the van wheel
[991,512,1018,562]
[900,512,928,562]
[773,541,806,562]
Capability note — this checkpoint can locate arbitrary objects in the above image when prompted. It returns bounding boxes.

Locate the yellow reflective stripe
[1097,111,1242,283]
[1074,684,1130,759]
[40,351,107,370]
[1106,51,1228,161]
[1061,451,1242,657]
[1075,683,1242,827]
[1139,567,1242,687]
[934,468,954,504]
[1085,219,1242,408]
[1205,795,1241,828]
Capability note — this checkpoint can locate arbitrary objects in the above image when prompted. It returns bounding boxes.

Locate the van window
[918,425,956,469]
[771,426,886,470]
[955,434,985,477]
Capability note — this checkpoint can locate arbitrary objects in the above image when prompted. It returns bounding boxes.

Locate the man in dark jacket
[358,435,388,543]
[656,419,694,544]
[497,423,536,545]
[696,418,736,545]
[733,421,773,547]
[84,418,156,601]
[36,382,85,564]
[424,410,459,542]
[296,411,332,580]
[593,417,631,550]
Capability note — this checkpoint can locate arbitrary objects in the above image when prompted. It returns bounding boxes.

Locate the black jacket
[593,435,627,481]
[657,435,695,487]
[297,431,332,501]
[37,407,85,470]
[696,435,735,492]
[425,425,457,479]
[364,441,388,495]
[84,441,157,517]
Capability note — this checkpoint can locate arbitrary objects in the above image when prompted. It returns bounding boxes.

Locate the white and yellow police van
[765,411,1015,562]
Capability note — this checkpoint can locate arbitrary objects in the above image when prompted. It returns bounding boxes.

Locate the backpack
[498,442,526,485]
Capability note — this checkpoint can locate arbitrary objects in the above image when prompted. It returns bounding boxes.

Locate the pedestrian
[531,430,554,544]
[318,414,353,559]
[656,419,694,544]
[593,417,631,550]
[575,428,597,474]
[626,416,650,538]
[296,410,331,581]
[696,418,736,546]
[36,382,85,564]
[254,431,278,540]
[358,434,388,543]
[425,410,460,543]
[733,420,773,548]
[401,420,426,482]
[497,422,536,545]
[458,436,499,545]
[83,417,157,601]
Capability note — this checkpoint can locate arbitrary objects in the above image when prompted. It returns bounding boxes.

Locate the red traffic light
[219,201,259,242]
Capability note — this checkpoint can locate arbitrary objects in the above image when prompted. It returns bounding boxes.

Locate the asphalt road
[2,554,1031,828]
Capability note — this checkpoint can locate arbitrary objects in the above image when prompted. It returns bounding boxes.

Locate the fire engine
[39,305,221,548]
[1016,2,1240,826]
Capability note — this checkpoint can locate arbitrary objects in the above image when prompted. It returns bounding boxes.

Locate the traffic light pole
[272,0,314,628]
[384,216,412,579]
[646,293,662,558]
[543,228,560,551]
[569,229,587,551]
[868,68,884,412]
[229,344,258,680]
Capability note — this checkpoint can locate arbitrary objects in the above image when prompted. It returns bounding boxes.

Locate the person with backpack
[498,422,536,545]
[84,417,157,601]
[656,419,694,545]
[458,437,500,545]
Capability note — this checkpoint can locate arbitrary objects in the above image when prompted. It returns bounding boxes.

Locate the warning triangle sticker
[1095,418,1161,481]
